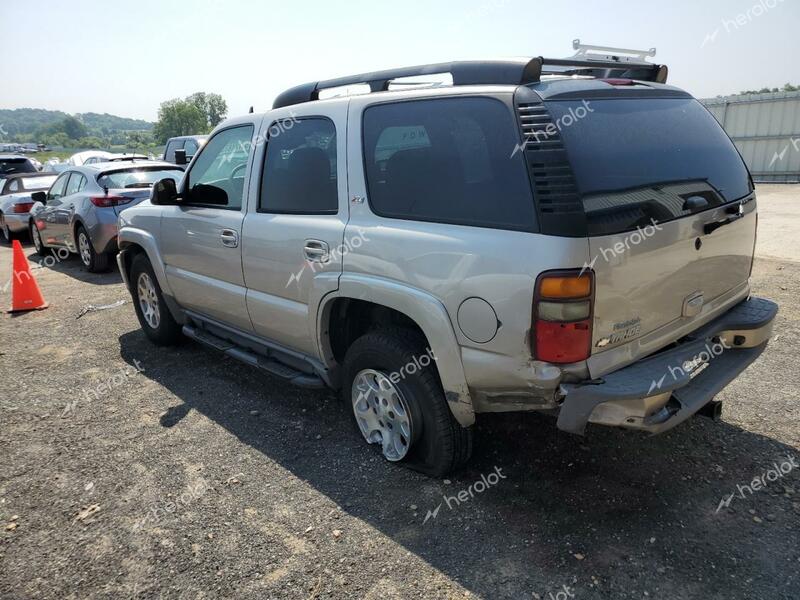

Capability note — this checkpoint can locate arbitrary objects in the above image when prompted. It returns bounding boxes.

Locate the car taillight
[12,202,34,213]
[533,270,594,364]
[90,196,132,208]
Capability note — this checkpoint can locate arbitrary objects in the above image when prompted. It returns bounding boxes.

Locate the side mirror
[190,184,228,206]
[174,148,188,165]
[31,191,46,204]
[151,178,179,205]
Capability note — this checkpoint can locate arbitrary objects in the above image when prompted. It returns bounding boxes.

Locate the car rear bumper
[557,296,778,435]
[4,213,29,233]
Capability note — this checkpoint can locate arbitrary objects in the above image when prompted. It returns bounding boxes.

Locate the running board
[182,324,326,389]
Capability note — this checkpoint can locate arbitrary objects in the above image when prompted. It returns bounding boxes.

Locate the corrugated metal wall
[701,91,800,183]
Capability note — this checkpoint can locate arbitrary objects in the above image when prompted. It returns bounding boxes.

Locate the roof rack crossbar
[272,53,667,109]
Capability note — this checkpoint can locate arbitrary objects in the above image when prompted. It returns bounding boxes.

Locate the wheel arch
[316,274,475,426]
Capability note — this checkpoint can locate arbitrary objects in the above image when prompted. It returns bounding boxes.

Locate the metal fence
[701,91,800,183]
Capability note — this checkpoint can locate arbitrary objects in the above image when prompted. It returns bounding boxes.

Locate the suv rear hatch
[519,86,756,376]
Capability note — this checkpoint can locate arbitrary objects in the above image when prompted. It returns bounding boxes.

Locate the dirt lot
[1,185,799,600]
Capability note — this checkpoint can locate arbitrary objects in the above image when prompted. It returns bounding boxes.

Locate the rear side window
[259,118,338,214]
[363,97,536,231]
[164,140,183,162]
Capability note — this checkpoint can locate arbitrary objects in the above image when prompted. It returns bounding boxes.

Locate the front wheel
[30,220,49,257]
[1,214,14,243]
[129,253,182,346]
[342,328,473,477]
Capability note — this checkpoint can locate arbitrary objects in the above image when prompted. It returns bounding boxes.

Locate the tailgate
[548,96,756,376]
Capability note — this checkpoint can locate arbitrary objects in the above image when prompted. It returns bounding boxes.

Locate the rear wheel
[76,225,110,273]
[342,328,473,477]
[129,253,182,346]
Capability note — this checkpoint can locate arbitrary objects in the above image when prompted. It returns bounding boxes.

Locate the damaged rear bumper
[557,296,778,435]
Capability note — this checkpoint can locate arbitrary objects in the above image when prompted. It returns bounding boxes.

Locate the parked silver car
[30,161,184,272]
[117,50,777,476]
[0,172,58,242]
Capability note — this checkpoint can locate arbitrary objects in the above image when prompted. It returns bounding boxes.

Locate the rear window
[548,98,752,235]
[0,158,36,175]
[21,176,57,190]
[98,168,183,189]
[363,97,536,231]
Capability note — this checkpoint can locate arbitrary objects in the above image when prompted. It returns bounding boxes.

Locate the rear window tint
[548,98,752,235]
[363,97,536,231]
[0,158,36,175]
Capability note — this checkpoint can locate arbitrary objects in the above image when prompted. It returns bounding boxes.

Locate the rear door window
[164,140,184,163]
[259,118,338,214]
[65,173,86,196]
[362,97,536,231]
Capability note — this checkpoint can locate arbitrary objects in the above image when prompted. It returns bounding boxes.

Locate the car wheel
[29,220,49,258]
[0,214,13,243]
[129,253,182,346]
[76,225,110,273]
[342,328,473,477]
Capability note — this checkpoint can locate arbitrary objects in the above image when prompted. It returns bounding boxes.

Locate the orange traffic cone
[8,239,48,313]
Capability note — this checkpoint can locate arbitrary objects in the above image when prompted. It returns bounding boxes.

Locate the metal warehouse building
[702,91,800,183]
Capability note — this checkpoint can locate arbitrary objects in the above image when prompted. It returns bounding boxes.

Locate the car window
[21,175,57,191]
[164,140,183,163]
[0,178,6,193]
[48,172,70,203]
[186,125,254,209]
[184,139,199,158]
[0,158,36,175]
[259,118,338,214]
[98,168,184,189]
[362,97,536,231]
[65,173,87,196]
[8,179,19,193]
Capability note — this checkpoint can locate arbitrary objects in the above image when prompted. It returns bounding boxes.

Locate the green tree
[62,115,88,140]
[186,92,228,128]
[153,99,207,143]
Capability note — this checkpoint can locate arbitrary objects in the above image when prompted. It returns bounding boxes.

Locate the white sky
[1,0,798,121]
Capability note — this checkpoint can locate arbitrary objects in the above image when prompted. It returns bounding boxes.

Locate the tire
[342,328,473,477]
[0,214,14,244]
[76,225,110,273]
[29,220,50,258]
[129,253,182,346]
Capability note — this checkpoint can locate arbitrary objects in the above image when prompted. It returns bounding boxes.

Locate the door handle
[303,239,329,262]
[220,229,239,248]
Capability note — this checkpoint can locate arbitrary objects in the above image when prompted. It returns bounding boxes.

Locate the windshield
[0,158,36,175]
[21,175,57,190]
[98,168,183,189]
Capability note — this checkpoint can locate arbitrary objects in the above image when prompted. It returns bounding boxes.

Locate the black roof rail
[272,56,668,109]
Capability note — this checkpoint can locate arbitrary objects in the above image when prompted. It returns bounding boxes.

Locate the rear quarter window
[362,97,536,232]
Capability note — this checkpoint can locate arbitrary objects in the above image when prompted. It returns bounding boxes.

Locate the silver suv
[117,49,777,476]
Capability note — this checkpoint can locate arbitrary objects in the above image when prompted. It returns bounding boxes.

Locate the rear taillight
[12,202,34,213]
[533,270,594,364]
[90,196,132,208]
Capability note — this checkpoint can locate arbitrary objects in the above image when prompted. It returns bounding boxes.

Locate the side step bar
[182,324,326,389]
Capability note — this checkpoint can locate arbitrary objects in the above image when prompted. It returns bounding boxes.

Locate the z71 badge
[596,318,642,348]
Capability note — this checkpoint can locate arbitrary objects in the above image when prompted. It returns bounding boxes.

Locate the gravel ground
[1,185,799,600]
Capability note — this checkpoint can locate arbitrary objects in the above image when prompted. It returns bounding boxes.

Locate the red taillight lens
[90,196,131,208]
[533,270,594,364]
[601,78,635,86]
[12,202,34,213]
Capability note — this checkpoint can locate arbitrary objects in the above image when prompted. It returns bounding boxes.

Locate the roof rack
[272,46,668,109]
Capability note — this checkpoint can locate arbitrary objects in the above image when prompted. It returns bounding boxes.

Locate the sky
[1,0,799,122]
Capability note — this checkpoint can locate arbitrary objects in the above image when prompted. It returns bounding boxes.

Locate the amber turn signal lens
[539,275,592,299]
